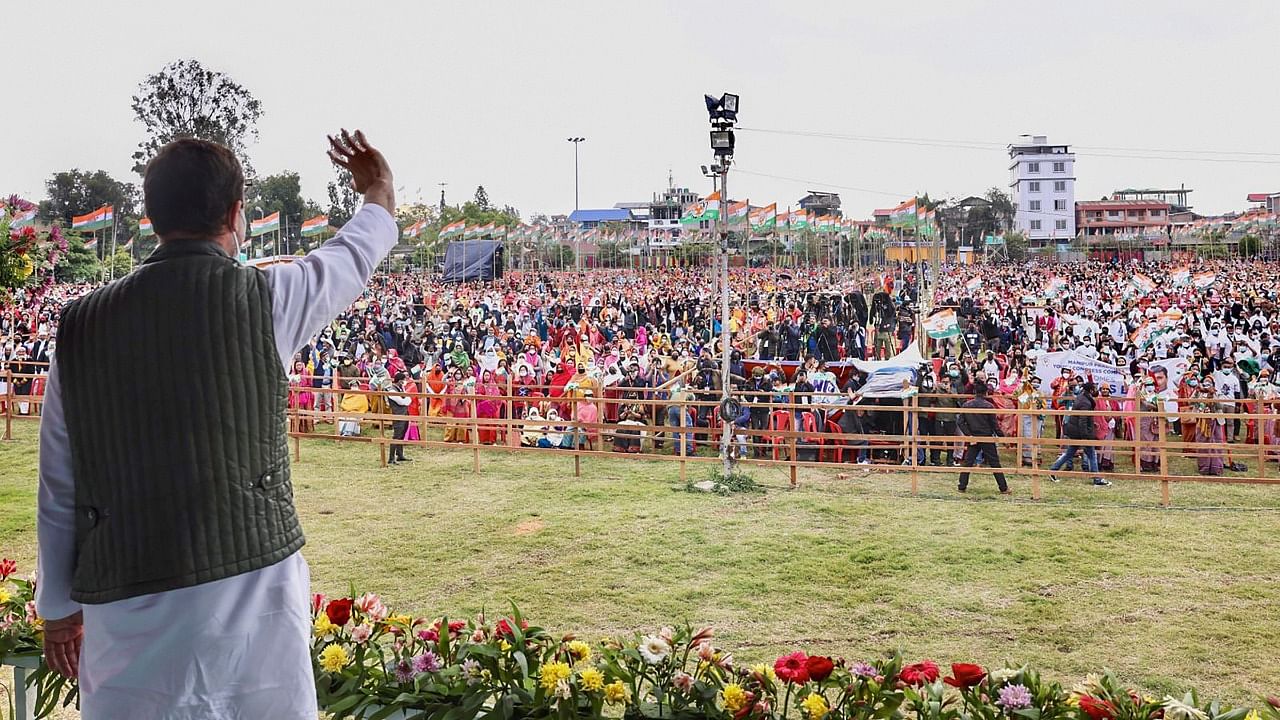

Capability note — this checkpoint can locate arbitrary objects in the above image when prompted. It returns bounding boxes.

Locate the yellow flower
[567,640,592,663]
[0,589,9,604]
[604,680,630,705]
[389,614,413,626]
[579,667,605,692]
[1244,711,1260,720]
[722,683,748,712]
[752,663,778,683]
[499,640,512,652]
[801,693,830,720]
[314,615,339,637]
[319,644,350,673]
[540,661,573,692]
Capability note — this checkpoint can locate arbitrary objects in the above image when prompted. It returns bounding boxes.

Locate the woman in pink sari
[476,370,503,444]
[288,359,315,434]
[1094,383,1120,471]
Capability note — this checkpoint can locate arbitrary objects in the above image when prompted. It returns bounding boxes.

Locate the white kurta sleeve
[35,362,83,621]
[263,203,398,371]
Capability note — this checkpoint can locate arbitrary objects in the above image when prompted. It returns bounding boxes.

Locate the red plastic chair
[765,410,793,460]
[822,419,846,463]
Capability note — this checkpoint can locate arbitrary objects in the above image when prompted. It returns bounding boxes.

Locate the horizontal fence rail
[5,368,1279,506]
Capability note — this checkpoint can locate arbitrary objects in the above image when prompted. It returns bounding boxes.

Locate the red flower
[495,617,529,639]
[326,597,354,626]
[0,558,15,581]
[774,651,811,684]
[943,663,987,689]
[806,655,835,683]
[899,660,940,687]
[311,593,327,615]
[1079,696,1117,720]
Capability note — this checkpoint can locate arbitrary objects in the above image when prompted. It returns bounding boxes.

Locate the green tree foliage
[41,170,138,231]
[246,171,322,247]
[1239,233,1261,257]
[673,242,712,265]
[104,250,135,279]
[596,240,627,268]
[473,185,491,211]
[130,59,264,176]
[1004,230,1029,260]
[54,237,100,282]
[327,168,359,226]
[539,243,575,268]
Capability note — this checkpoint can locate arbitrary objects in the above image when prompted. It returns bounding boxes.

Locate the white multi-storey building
[1008,136,1075,248]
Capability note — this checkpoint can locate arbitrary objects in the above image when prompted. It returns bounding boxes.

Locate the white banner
[1033,351,1126,395]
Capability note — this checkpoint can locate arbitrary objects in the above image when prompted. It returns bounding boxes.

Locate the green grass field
[3,419,1280,708]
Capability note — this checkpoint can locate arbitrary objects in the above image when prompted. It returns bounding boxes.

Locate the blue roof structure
[568,208,633,223]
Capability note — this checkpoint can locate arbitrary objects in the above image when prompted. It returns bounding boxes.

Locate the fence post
[293,435,301,462]
[572,397,582,478]
[470,392,481,474]
[788,392,798,488]
[3,368,12,441]
[1158,416,1170,507]
[1256,398,1267,479]
[506,376,518,448]
[907,400,918,496]
[378,393,387,468]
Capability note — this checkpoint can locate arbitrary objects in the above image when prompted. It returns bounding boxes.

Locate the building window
[1055,220,1067,230]
[1054,199,1067,211]
[1127,210,1139,218]
[1151,209,1164,217]
[1054,181,1066,192]
[1030,220,1042,230]
[1028,162,1040,173]
[1108,210,1121,218]
[1029,200,1041,211]
[1053,161,1065,172]
[1029,181,1040,192]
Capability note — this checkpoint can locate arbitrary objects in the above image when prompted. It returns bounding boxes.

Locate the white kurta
[36,203,398,719]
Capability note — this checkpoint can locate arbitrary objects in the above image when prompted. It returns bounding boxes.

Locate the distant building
[1111,187,1193,213]
[648,180,701,250]
[1246,191,1280,214]
[798,191,841,218]
[567,208,640,229]
[872,208,893,225]
[1008,135,1076,247]
[1075,199,1170,240]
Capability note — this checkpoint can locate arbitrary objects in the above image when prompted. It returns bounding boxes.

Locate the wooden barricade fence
[4,365,1280,507]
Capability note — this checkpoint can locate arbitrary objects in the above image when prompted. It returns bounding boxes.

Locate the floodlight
[710,130,735,156]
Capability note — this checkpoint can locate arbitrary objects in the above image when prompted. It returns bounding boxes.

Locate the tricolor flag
[138,217,155,237]
[478,222,495,237]
[464,224,480,239]
[1170,266,1190,286]
[1043,276,1068,298]
[964,277,982,292]
[775,207,790,231]
[250,211,280,237]
[83,236,98,250]
[401,220,425,239]
[441,220,466,238]
[791,210,809,231]
[702,191,721,221]
[121,236,134,250]
[749,203,777,233]
[72,205,114,232]
[1131,273,1157,294]
[9,207,37,229]
[301,215,330,237]
[923,309,961,339]
[727,200,750,227]
[1192,272,1216,289]
[889,198,917,228]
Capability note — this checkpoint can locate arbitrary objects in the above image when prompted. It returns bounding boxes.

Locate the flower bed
[3,563,1279,720]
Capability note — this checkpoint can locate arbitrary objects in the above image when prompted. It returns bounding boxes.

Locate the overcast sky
[7,0,1279,219]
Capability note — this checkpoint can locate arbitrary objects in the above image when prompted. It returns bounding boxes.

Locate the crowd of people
[5,256,1280,487]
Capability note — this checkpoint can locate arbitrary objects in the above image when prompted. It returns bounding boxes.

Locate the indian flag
[441,220,466,238]
[401,220,424,239]
[923,309,960,339]
[478,222,495,237]
[727,200,750,226]
[1170,266,1190,286]
[1132,273,1157,294]
[775,207,789,231]
[464,224,480,239]
[9,207,36,229]
[250,211,280,237]
[83,236,98,250]
[964,277,982,292]
[72,205,114,232]
[1192,272,1216,289]
[138,217,155,236]
[121,236,134,250]
[301,215,330,237]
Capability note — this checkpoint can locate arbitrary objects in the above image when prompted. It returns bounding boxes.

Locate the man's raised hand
[327,129,395,214]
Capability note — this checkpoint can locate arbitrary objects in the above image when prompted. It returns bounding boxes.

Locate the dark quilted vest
[56,241,304,604]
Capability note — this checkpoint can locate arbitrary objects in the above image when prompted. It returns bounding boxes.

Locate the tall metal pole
[718,164,733,480]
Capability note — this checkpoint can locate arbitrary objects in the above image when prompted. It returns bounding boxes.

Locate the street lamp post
[703,92,739,480]
[567,137,585,271]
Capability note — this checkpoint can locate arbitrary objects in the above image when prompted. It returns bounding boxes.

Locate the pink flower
[351,624,372,644]
[311,593,327,615]
[25,601,38,624]
[0,558,15,581]
[697,640,716,662]
[775,652,810,684]
[471,628,487,643]
[658,626,675,645]
[673,671,694,692]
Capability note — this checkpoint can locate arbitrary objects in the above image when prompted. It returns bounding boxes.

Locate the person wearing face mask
[1193,376,1232,476]
[1015,372,1047,467]
[36,132,396,715]
[1048,382,1110,486]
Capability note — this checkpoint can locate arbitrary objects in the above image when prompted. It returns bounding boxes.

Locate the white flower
[1162,697,1209,720]
[638,635,671,664]
[990,668,1019,684]
[673,671,694,693]
[350,624,372,644]
[555,679,573,700]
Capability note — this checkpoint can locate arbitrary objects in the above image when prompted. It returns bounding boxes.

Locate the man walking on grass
[37,130,397,718]
[956,383,1011,495]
